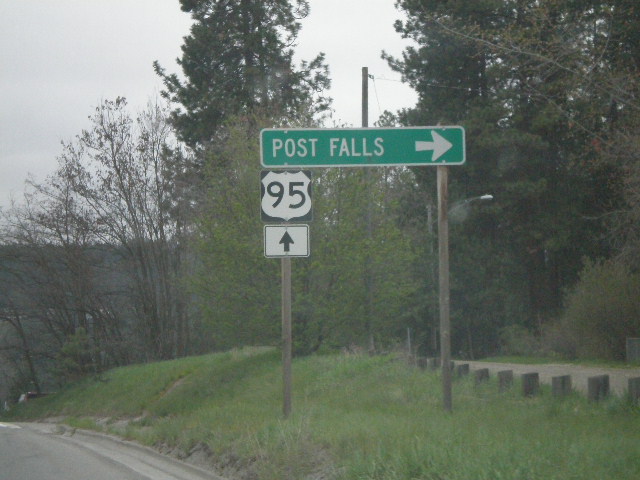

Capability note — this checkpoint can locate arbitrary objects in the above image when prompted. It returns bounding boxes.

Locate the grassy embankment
[3,347,640,479]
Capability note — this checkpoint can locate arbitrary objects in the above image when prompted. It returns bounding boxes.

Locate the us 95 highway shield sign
[260,170,312,222]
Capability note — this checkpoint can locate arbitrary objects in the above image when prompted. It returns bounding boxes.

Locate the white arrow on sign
[415,131,453,161]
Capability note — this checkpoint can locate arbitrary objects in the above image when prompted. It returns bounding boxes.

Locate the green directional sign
[260,126,465,167]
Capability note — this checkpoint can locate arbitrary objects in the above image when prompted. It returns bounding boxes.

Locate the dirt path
[462,361,640,396]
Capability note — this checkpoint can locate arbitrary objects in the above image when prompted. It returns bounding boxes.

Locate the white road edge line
[0,422,21,429]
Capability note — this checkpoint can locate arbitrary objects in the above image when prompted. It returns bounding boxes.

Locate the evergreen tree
[154,0,331,149]
[387,0,623,355]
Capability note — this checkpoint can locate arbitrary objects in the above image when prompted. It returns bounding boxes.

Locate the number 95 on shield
[260,170,312,222]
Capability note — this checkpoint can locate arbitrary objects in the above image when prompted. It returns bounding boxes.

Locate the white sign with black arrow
[264,224,310,258]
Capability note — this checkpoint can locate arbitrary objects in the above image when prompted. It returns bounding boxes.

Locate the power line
[369,74,382,117]
[372,74,482,94]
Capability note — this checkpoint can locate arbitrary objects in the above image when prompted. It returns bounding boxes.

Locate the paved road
[0,422,224,480]
[464,361,640,396]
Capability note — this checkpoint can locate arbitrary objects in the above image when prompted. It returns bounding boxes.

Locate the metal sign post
[261,170,312,418]
[281,256,292,418]
[260,68,466,414]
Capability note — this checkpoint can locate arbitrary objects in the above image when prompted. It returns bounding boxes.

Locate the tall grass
[5,348,640,479]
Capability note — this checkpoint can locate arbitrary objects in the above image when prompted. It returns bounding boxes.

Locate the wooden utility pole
[437,166,452,412]
[281,256,292,418]
[363,66,375,353]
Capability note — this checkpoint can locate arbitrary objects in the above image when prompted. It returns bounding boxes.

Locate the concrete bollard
[629,377,640,405]
[552,375,572,397]
[456,363,470,377]
[522,372,540,397]
[498,370,514,391]
[587,375,610,401]
[474,368,490,385]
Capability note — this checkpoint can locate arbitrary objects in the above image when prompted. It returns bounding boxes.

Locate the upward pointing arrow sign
[264,225,310,257]
[415,131,453,161]
[279,231,294,252]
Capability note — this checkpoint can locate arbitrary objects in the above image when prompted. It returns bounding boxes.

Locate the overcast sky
[0,0,417,209]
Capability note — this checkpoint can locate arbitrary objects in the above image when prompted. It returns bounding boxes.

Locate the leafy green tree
[294,167,418,354]
[561,259,640,360]
[191,114,280,350]
[191,113,419,354]
[155,0,331,149]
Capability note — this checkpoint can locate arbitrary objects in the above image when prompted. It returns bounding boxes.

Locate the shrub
[55,328,94,383]
[560,259,640,360]
[499,324,541,356]
[540,320,578,359]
